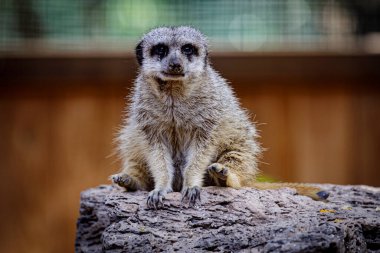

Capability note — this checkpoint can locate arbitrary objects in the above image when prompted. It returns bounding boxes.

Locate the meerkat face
[135,26,209,82]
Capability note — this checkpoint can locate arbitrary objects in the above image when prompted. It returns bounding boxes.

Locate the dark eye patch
[150,43,169,60]
[181,44,198,58]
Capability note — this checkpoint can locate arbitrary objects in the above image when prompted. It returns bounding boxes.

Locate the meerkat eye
[181,44,197,56]
[151,44,169,59]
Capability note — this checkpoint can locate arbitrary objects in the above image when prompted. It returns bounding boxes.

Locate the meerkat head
[135,26,209,82]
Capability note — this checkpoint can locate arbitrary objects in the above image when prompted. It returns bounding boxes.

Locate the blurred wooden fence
[0,54,379,253]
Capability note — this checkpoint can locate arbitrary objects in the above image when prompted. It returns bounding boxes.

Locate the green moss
[255,174,277,183]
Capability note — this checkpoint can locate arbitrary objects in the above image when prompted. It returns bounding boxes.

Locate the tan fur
[111,26,328,208]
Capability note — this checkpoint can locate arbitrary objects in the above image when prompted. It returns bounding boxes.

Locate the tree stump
[75,185,380,252]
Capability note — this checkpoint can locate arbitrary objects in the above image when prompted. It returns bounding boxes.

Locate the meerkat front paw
[207,163,229,180]
[181,186,201,206]
[147,188,171,209]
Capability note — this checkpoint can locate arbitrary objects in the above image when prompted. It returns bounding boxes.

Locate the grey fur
[111,26,261,208]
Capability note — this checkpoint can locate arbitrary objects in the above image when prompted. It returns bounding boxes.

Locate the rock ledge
[76,185,380,252]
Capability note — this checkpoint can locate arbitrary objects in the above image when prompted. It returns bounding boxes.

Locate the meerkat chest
[157,98,199,153]
[157,94,198,127]
[140,90,216,149]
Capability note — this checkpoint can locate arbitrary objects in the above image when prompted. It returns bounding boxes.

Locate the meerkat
[111,26,329,208]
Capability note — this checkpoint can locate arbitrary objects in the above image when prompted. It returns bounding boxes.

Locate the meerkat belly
[171,150,186,192]
[164,125,192,192]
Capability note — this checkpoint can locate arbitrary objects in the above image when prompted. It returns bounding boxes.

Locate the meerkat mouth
[161,72,185,78]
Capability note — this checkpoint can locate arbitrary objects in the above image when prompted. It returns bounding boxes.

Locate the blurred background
[0,0,379,252]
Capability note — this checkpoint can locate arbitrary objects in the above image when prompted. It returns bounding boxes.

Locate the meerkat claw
[181,186,201,206]
[147,189,167,209]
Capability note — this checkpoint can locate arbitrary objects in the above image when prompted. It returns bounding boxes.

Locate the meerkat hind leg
[111,167,153,191]
[207,150,251,188]
[207,163,242,188]
[207,163,228,181]
[111,173,140,191]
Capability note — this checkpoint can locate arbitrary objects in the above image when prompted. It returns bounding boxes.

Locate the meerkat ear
[135,41,144,65]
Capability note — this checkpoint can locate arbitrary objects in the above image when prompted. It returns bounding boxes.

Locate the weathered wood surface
[76,185,380,253]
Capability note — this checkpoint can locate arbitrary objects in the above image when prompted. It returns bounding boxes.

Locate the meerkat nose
[169,63,183,73]
[168,59,183,73]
